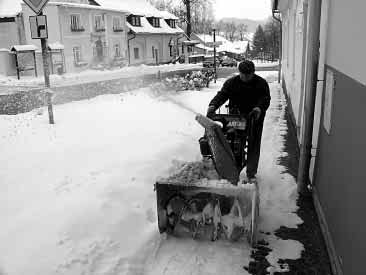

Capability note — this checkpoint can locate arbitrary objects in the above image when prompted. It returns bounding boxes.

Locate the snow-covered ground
[0,70,302,275]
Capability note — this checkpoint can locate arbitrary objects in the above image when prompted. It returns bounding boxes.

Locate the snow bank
[0,63,201,87]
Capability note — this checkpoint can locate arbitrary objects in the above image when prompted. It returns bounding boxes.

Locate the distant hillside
[218,18,267,33]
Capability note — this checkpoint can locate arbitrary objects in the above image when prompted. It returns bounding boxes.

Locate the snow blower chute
[155,113,259,246]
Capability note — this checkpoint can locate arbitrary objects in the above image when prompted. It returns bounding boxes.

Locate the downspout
[272,9,282,83]
[309,0,329,184]
[127,32,136,65]
[297,0,322,194]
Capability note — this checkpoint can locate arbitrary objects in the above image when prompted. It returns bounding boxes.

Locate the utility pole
[39,11,54,124]
[213,28,217,83]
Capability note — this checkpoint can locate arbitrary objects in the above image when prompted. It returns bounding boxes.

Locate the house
[191,33,248,59]
[273,0,366,274]
[21,0,129,73]
[0,0,27,76]
[97,0,185,65]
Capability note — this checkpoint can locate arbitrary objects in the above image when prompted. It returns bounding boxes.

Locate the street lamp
[212,28,217,83]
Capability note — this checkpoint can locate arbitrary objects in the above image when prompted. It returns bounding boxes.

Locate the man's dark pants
[246,115,265,178]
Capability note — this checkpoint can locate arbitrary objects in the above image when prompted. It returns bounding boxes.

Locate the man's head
[238,60,255,82]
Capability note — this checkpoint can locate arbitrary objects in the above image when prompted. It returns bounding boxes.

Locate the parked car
[203,56,221,68]
[221,57,238,67]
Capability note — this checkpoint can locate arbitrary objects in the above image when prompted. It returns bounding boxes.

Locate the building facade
[274,0,366,274]
[21,0,128,74]
[0,0,187,77]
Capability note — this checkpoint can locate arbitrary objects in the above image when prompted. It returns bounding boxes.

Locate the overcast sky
[214,0,272,20]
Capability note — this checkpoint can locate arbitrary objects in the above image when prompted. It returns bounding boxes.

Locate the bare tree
[237,23,248,41]
[227,22,237,41]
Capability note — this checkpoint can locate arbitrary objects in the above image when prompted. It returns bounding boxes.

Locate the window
[114,44,121,57]
[134,48,139,59]
[70,14,83,31]
[129,15,141,27]
[169,45,172,56]
[166,19,176,28]
[152,46,155,58]
[73,46,81,63]
[148,17,160,28]
[113,16,122,31]
[94,14,105,31]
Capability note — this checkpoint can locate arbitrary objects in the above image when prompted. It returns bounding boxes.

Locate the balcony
[94,27,106,32]
[113,27,124,32]
[71,26,85,32]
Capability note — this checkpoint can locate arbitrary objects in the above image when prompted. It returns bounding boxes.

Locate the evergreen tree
[264,18,281,60]
[252,25,266,57]
[245,42,251,58]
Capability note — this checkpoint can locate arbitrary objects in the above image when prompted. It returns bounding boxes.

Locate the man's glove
[206,105,216,118]
[249,107,262,121]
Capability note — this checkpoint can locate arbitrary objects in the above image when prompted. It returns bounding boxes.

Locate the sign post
[212,28,217,83]
[24,0,54,124]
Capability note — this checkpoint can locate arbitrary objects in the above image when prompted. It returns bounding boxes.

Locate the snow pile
[159,160,220,185]
[151,70,215,92]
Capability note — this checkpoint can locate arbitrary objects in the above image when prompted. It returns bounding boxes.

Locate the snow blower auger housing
[155,114,259,246]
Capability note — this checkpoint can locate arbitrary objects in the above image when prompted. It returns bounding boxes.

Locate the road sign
[29,15,48,39]
[23,0,49,15]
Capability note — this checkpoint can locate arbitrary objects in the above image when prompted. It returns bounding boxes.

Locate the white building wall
[129,36,145,65]
[325,0,366,86]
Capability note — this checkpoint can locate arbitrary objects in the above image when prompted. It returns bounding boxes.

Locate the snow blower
[155,113,259,246]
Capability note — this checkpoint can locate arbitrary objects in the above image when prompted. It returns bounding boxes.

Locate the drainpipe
[127,32,136,65]
[297,0,322,194]
[272,9,282,84]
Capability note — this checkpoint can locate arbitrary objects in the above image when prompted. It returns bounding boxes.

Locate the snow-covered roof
[194,43,213,51]
[0,0,21,18]
[158,10,178,20]
[11,45,38,52]
[96,0,162,17]
[48,42,65,50]
[47,1,128,13]
[127,17,183,34]
[217,42,245,54]
[182,40,200,45]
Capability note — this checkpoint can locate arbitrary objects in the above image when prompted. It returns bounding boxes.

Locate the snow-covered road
[0,71,303,275]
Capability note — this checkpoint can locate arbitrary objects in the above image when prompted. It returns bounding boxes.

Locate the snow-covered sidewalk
[0,70,302,275]
[0,61,279,93]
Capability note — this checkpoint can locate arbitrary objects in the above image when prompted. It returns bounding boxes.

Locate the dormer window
[128,15,141,27]
[148,17,160,28]
[165,19,176,28]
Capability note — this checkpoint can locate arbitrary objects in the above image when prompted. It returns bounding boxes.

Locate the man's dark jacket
[209,74,271,116]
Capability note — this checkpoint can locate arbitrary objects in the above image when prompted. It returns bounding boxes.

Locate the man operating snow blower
[205,60,271,181]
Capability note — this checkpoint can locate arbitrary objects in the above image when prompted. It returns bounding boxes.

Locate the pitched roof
[11,45,38,52]
[96,0,162,17]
